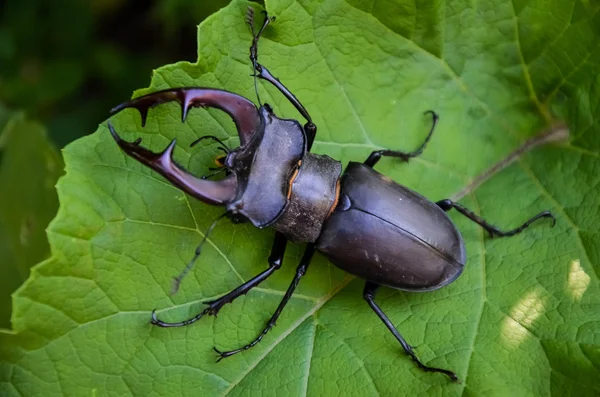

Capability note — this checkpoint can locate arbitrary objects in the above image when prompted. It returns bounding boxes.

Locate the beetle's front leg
[436,199,556,238]
[151,232,288,327]
[364,111,438,167]
[363,282,459,381]
[246,7,317,149]
[214,244,315,359]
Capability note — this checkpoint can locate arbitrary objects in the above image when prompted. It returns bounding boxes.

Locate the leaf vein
[317,323,381,397]
[459,194,487,392]
[509,0,551,122]
[300,318,317,397]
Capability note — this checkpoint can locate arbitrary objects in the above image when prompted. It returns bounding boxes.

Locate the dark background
[0,0,232,147]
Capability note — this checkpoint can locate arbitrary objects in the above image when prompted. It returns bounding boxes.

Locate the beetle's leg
[214,244,316,360]
[247,7,317,149]
[363,282,459,381]
[252,63,317,149]
[436,199,556,238]
[151,233,288,327]
[364,111,438,167]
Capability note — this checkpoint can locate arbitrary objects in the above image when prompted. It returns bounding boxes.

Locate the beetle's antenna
[171,212,230,295]
[245,7,256,35]
[201,168,228,180]
[247,8,275,107]
[246,7,263,106]
[190,135,230,153]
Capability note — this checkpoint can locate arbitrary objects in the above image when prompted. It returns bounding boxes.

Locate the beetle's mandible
[107,9,555,382]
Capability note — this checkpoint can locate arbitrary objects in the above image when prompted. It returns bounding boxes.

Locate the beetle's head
[108,88,306,227]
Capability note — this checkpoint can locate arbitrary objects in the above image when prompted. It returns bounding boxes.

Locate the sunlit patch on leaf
[566,259,591,302]
[501,286,547,348]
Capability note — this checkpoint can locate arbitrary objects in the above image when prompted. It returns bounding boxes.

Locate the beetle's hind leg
[365,111,438,167]
[363,282,459,381]
[151,233,288,327]
[246,7,317,149]
[436,199,556,238]
[214,244,316,360]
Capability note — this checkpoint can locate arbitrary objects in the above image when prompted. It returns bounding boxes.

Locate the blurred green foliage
[0,109,63,329]
[0,0,231,148]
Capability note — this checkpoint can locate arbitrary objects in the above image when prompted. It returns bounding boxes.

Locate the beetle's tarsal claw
[213,347,226,362]
[423,109,438,118]
[544,211,557,227]
[150,309,159,324]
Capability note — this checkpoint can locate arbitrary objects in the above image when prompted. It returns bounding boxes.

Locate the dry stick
[452,123,569,201]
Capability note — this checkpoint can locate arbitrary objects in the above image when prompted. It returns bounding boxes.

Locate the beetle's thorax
[272,152,342,242]
[225,106,341,242]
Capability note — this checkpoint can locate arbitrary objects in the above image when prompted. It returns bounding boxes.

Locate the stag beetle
[107,9,555,382]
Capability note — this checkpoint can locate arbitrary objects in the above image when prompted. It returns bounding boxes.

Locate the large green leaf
[1,0,599,395]
[0,113,63,330]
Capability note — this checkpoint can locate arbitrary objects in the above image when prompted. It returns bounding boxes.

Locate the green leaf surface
[0,113,63,330]
[2,0,600,395]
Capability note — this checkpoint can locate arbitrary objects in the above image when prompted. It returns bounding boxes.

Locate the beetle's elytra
[108,9,555,382]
